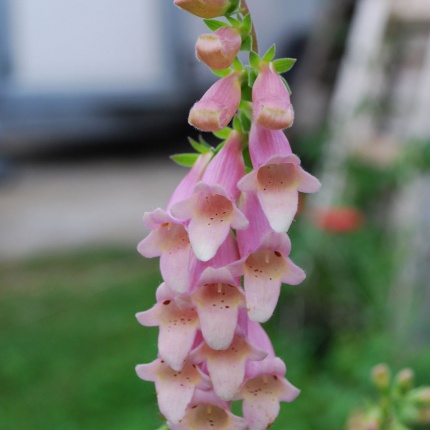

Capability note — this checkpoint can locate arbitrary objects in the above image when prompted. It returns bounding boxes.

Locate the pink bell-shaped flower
[238,123,320,232]
[174,0,233,19]
[196,27,242,70]
[190,333,267,401]
[135,358,211,424]
[188,72,241,132]
[169,389,248,430]
[188,233,245,350]
[171,131,248,261]
[230,193,305,322]
[238,321,300,430]
[138,153,211,293]
[252,63,294,130]
[136,283,199,371]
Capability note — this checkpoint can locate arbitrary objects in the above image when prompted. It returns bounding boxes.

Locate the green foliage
[272,57,296,74]
[262,44,276,62]
[249,50,260,69]
[170,153,199,167]
[203,18,229,31]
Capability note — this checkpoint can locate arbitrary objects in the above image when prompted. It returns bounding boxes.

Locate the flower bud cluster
[136,1,320,428]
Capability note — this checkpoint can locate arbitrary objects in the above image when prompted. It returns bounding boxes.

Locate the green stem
[154,424,169,430]
[240,0,258,53]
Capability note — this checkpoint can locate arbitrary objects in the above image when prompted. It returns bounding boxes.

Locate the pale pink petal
[190,336,267,401]
[297,168,321,193]
[201,130,245,200]
[172,184,248,261]
[191,282,245,350]
[281,257,306,285]
[248,123,292,168]
[160,243,191,293]
[167,152,213,210]
[136,359,208,424]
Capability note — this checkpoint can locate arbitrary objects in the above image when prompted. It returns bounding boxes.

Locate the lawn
[1,247,429,429]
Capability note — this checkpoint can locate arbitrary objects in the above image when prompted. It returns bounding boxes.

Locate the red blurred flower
[314,207,364,233]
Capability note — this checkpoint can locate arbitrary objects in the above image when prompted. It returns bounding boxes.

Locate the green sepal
[225,0,241,15]
[240,111,251,132]
[247,67,258,87]
[203,19,229,32]
[233,115,243,132]
[262,44,276,62]
[243,146,253,173]
[280,76,292,94]
[272,58,296,74]
[240,35,252,51]
[241,14,252,34]
[226,16,240,27]
[188,137,211,154]
[249,51,260,69]
[211,68,232,77]
[170,153,199,167]
[213,127,232,140]
[232,57,243,71]
[240,82,252,102]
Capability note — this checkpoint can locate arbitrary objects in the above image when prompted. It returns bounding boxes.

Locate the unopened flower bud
[252,63,294,130]
[196,27,242,70]
[395,368,414,392]
[372,364,391,391]
[410,387,430,407]
[188,72,241,131]
[174,0,232,18]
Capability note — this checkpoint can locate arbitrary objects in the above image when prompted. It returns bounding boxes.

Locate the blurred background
[1,0,430,428]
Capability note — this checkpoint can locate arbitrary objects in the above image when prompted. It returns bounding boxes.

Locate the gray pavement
[0,158,185,260]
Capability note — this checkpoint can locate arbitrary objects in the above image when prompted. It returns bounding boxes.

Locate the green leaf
[233,115,243,132]
[211,68,232,77]
[213,127,232,139]
[240,111,251,132]
[247,68,258,87]
[241,14,252,34]
[225,0,241,15]
[243,146,253,172]
[241,83,252,102]
[213,140,226,154]
[240,35,252,51]
[170,153,199,167]
[188,137,211,154]
[272,58,296,74]
[280,76,292,94]
[226,16,240,27]
[249,51,260,69]
[262,44,276,62]
[232,57,242,71]
[203,19,229,32]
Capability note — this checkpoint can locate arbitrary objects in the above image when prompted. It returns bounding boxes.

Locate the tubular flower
[169,389,248,430]
[253,62,295,130]
[230,192,305,322]
[174,0,233,19]
[136,283,199,371]
[188,72,242,132]
[171,131,248,261]
[238,123,320,232]
[138,153,211,293]
[196,27,242,70]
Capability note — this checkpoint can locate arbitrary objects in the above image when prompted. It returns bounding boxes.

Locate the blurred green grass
[1,247,429,429]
